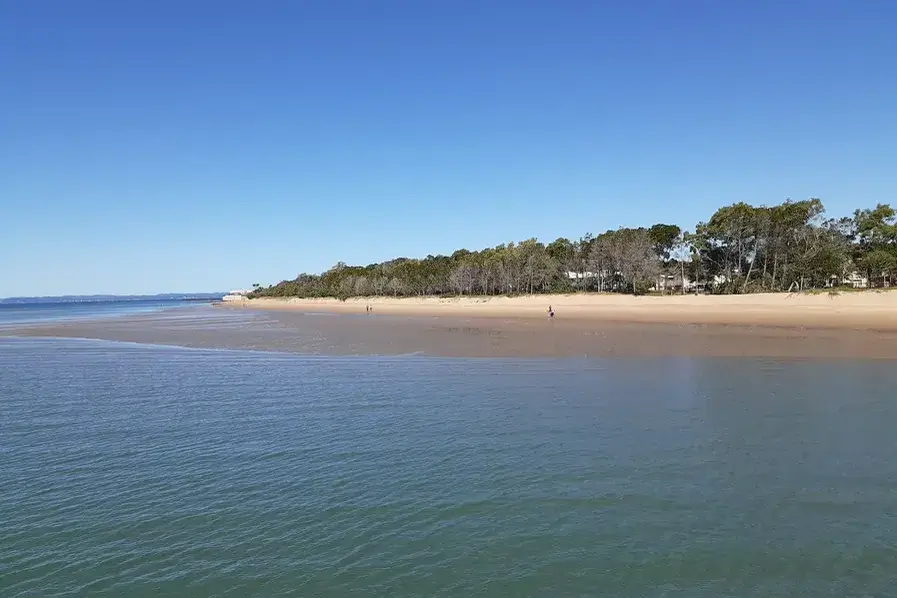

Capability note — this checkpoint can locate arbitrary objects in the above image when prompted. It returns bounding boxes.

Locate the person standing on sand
[548,305,554,318]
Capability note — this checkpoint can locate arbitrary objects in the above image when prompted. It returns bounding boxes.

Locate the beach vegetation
[251,199,897,299]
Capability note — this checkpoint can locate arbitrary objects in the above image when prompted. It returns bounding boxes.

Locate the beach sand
[5,307,896,359]
[5,291,897,359]
[7,292,896,359]
[226,291,897,331]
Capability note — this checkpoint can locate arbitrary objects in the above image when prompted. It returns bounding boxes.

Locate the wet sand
[4,305,897,360]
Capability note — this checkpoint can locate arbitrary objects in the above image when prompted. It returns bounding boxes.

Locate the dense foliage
[251,199,897,299]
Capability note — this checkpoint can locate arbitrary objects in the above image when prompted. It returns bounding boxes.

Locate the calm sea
[2,337,895,597]
[0,298,214,327]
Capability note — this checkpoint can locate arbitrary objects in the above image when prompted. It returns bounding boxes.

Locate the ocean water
[0,298,215,327]
[2,338,896,597]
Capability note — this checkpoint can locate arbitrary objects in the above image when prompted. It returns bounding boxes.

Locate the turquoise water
[2,338,896,597]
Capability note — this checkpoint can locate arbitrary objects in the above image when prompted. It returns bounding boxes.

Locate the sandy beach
[224,291,897,331]
[6,298,897,359]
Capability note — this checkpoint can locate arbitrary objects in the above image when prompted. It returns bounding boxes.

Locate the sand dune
[226,291,897,330]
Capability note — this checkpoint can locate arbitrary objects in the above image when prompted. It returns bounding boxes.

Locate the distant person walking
[548,305,555,318]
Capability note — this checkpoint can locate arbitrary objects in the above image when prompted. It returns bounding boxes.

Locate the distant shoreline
[219,291,897,331]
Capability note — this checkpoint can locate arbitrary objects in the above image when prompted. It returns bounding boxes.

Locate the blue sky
[2,1,895,297]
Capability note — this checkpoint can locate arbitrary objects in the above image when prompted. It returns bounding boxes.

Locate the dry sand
[225,291,897,331]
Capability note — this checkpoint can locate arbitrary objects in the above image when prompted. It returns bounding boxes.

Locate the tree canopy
[251,198,897,299]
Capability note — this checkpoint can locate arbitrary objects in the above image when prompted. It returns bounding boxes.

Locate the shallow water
[0,298,214,327]
[2,338,896,596]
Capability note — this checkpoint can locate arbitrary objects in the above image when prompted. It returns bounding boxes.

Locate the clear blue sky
[2,1,895,297]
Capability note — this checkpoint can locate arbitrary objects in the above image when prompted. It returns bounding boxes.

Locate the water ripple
[2,338,897,597]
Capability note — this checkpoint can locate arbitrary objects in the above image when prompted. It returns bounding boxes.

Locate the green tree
[247,196,886,300]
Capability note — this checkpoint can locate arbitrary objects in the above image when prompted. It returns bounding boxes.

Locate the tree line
[250,199,897,299]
